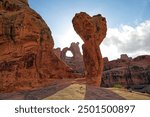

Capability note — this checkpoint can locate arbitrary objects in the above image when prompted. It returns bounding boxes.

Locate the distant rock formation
[102,55,150,87]
[70,42,82,60]
[54,42,84,74]
[120,54,129,60]
[0,0,75,92]
[53,48,61,59]
[72,12,107,86]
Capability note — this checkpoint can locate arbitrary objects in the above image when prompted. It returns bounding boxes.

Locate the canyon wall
[0,0,74,92]
[102,55,150,87]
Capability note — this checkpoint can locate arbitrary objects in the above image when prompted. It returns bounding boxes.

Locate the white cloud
[103,20,150,60]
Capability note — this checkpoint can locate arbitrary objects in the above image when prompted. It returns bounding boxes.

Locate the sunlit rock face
[102,55,150,87]
[0,0,74,92]
[72,12,107,86]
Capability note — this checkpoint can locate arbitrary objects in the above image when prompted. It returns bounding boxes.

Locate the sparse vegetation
[113,84,123,88]
[109,88,150,100]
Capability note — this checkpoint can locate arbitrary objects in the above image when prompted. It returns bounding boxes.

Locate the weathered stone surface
[59,42,84,74]
[72,12,107,86]
[53,48,61,59]
[0,0,74,92]
[70,42,82,60]
[60,47,70,61]
[102,55,150,87]
[120,54,129,60]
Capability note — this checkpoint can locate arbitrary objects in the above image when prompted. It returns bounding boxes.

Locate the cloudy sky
[29,0,150,60]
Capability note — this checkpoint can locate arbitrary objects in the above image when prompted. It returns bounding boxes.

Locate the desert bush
[113,84,123,88]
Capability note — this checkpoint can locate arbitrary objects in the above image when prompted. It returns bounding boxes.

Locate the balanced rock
[72,12,107,86]
[0,0,73,92]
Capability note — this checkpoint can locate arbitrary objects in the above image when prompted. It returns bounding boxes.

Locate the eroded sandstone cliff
[102,55,150,87]
[0,0,74,92]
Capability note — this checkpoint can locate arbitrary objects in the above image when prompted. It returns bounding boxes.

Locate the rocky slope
[0,0,76,92]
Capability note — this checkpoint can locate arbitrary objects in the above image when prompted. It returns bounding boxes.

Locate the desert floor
[0,78,150,100]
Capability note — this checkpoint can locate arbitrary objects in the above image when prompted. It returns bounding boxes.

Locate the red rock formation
[60,47,70,61]
[103,57,110,71]
[102,55,150,87]
[53,48,61,59]
[60,42,84,74]
[70,42,82,60]
[0,0,74,92]
[72,12,107,86]
[120,54,129,60]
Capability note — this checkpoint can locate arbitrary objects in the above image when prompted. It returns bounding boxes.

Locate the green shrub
[113,84,123,88]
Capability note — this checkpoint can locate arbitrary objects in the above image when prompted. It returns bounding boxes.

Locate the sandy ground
[44,84,150,100]
[0,79,150,100]
[44,84,86,100]
[108,88,150,100]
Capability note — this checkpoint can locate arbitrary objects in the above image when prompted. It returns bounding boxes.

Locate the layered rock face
[53,48,61,59]
[72,12,107,86]
[54,42,84,74]
[102,55,150,87]
[0,0,73,92]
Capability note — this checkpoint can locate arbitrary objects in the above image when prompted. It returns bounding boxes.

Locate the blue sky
[29,0,150,60]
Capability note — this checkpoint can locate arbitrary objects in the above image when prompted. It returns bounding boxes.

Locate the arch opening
[66,50,73,57]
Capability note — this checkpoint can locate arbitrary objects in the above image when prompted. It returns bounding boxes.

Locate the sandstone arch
[60,42,82,61]
[60,42,84,73]
[60,47,70,60]
[66,50,73,57]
